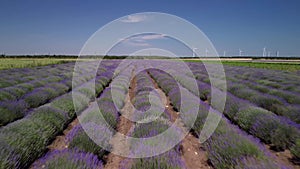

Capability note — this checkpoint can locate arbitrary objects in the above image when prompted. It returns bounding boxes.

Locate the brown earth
[29,118,79,169]
[103,73,136,169]
[47,118,79,151]
[265,145,300,169]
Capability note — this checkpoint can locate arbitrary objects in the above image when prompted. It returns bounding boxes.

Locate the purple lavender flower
[31,149,103,169]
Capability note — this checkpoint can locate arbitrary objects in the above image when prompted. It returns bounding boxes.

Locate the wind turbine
[239,49,243,57]
[192,48,198,57]
[205,48,209,57]
[276,51,279,57]
[263,47,266,57]
[223,51,226,57]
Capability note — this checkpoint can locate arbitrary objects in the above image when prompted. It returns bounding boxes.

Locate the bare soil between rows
[103,73,136,169]
[29,117,79,169]
[266,145,300,169]
[47,118,79,151]
[149,74,211,169]
[104,71,211,169]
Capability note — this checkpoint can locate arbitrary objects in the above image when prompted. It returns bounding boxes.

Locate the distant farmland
[0,58,299,168]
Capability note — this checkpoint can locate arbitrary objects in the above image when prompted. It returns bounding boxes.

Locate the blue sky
[0,0,300,56]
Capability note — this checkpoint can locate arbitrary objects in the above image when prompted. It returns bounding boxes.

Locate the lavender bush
[51,92,89,118]
[0,100,28,126]
[0,105,68,168]
[129,149,185,169]
[149,66,281,169]
[32,149,103,169]
[291,139,300,161]
[235,106,299,150]
[0,90,16,101]
[65,123,112,158]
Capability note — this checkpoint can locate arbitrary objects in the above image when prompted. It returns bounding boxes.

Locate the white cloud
[126,40,150,47]
[120,38,150,47]
[119,34,166,42]
[118,34,166,47]
[130,42,151,47]
[140,34,167,40]
[120,14,147,23]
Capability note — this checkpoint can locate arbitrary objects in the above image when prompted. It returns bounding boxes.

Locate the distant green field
[0,58,74,70]
[185,60,300,71]
[1,58,300,72]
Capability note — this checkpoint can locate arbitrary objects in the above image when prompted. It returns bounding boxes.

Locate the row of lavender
[183,67,300,158]
[225,66,300,104]
[131,69,169,122]
[0,62,76,88]
[0,61,110,101]
[188,63,300,124]
[182,62,300,160]
[0,61,106,126]
[0,61,119,168]
[190,63,300,103]
[165,62,300,145]
[149,68,285,168]
[31,64,134,168]
[226,80,300,123]
[190,63,300,94]
[121,70,185,169]
[224,65,300,94]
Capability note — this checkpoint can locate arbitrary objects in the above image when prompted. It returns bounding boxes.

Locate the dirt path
[104,74,136,169]
[149,74,211,169]
[29,117,79,169]
[265,145,300,169]
[47,118,79,151]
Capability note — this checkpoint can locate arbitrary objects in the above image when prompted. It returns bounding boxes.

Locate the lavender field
[0,59,299,169]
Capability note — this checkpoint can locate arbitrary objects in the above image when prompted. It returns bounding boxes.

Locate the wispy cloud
[119,37,150,47]
[119,34,166,42]
[120,14,147,23]
[123,39,150,47]
[140,34,167,40]
[118,34,166,47]
[129,42,150,46]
